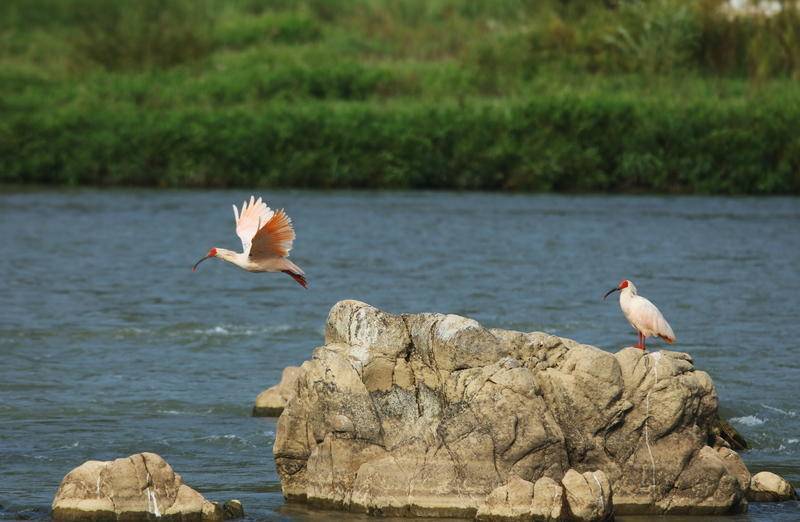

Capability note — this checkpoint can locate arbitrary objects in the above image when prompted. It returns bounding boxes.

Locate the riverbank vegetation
[2,0,800,192]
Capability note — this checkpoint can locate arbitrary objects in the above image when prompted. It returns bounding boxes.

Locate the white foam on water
[202,434,239,441]
[201,326,230,335]
[761,404,797,417]
[190,324,295,337]
[199,433,253,447]
[730,415,765,427]
[156,409,190,416]
[114,327,147,338]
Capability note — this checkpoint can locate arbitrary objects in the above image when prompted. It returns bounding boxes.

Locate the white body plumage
[606,279,675,350]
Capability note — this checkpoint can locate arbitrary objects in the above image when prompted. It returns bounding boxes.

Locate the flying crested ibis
[193,195,307,288]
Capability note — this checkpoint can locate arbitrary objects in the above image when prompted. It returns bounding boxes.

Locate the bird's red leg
[642,334,647,351]
[637,331,644,350]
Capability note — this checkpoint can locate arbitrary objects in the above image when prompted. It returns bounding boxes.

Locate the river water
[1,190,798,521]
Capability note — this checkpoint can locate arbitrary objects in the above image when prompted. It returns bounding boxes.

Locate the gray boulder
[52,452,221,522]
[273,300,752,518]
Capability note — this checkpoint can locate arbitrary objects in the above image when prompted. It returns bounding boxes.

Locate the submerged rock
[747,471,797,502]
[222,499,244,519]
[52,452,222,522]
[273,300,752,518]
[253,366,304,417]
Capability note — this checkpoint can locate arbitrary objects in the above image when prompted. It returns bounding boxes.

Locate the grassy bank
[3,0,800,192]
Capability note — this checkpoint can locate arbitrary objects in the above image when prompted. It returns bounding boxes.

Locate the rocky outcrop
[273,300,752,518]
[253,366,304,417]
[52,452,222,522]
[747,471,797,502]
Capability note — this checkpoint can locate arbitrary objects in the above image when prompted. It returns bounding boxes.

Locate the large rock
[273,300,752,518]
[253,366,304,417]
[747,471,797,502]
[52,452,222,522]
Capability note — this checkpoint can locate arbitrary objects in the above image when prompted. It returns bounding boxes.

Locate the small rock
[561,469,613,522]
[51,452,222,522]
[203,501,223,522]
[748,471,797,502]
[476,475,534,520]
[223,499,244,520]
[531,477,565,520]
[252,366,304,417]
[477,472,610,521]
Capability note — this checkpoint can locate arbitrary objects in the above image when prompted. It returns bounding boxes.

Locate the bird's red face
[603,279,629,300]
[192,248,218,272]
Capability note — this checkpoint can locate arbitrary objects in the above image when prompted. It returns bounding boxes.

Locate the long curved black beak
[192,256,211,272]
[603,287,620,300]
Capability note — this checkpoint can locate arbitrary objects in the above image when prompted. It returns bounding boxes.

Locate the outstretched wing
[233,195,274,254]
[249,209,297,260]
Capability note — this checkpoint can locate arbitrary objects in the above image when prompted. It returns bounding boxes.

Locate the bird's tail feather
[279,258,304,275]
[282,270,308,288]
[658,334,675,344]
[273,258,306,288]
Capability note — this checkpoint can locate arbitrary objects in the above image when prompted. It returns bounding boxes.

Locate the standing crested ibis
[192,195,307,288]
[604,279,675,350]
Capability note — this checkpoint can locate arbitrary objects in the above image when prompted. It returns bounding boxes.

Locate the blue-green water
[1,190,798,521]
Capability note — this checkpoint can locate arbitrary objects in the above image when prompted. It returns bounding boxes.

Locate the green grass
[2,0,800,192]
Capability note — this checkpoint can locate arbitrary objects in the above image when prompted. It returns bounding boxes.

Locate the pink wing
[249,209,297,260]
[233,195,273,254]
[635,297,676,343]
